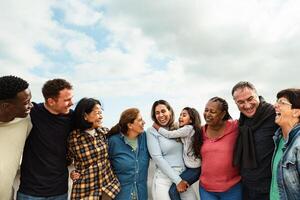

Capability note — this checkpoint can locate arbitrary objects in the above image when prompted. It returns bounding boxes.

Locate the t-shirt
[0,117,31,200]
[124,136,138,151]
[200,120,241,192]
[19,103,73,196]
[270,137,285,200]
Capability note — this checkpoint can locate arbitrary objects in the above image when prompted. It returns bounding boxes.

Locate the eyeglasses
[276,99,292,106]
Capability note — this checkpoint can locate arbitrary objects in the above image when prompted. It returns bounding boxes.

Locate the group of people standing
[0,75,300,200]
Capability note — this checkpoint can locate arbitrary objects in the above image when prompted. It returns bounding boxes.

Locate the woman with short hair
[270,88,300,200]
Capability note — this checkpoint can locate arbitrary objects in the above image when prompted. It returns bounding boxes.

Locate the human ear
[127,123,132,130]
[221,111,226,120]
[292,109,300,118]
[84,113,88,121]
[47,98,56,106]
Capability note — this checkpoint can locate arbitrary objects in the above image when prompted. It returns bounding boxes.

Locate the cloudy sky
[1,0,299,127]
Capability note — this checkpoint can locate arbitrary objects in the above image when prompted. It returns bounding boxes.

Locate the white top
[158,125,201,168]
[146,127,184,184]
[86,129,96,137]
[0,116,32,200]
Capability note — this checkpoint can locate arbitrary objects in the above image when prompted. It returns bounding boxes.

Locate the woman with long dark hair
[152,107,202,200]
[147,100,198,200]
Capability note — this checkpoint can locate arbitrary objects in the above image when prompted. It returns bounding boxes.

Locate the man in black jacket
[232,81,277,200]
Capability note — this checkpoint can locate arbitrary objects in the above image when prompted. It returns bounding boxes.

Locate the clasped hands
[176,180,189,193]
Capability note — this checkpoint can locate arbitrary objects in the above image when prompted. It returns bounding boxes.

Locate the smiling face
[233,87,260,118]
[47,88,74,115]
[155,104,171,127]
[178,109,192,127]
[274,89,300,133]
[274,97,296,126]
[10,88,33,118]
[203,101,225,126]
[128,113,145,135]
[84,104,103,129]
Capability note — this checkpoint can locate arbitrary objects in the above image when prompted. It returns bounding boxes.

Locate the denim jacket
[108,131,149,200]
[272,124,300,200]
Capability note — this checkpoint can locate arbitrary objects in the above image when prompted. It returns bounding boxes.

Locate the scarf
[233,96,275,168]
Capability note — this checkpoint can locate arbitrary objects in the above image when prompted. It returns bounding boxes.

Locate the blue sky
[1,0,300,127]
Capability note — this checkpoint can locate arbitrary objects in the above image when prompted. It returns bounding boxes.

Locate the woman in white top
[147,100,198,200]
[153,107,202,200]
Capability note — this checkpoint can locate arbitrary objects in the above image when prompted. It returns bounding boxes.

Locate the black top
[240,108,277,192]
[19,103,73,196]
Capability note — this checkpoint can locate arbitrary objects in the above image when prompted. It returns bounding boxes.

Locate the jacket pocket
[282,159,300,194]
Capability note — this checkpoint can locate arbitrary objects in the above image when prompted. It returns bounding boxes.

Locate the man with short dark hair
[0,75,33,200]
[232,81,277,200]
[17,78,74,200]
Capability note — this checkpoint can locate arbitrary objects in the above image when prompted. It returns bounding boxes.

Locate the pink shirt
[200,119,241,192]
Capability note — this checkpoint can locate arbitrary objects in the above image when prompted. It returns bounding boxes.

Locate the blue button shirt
[108,131,149,200]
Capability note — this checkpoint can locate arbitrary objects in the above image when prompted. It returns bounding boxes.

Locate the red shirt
[200,120,241,192]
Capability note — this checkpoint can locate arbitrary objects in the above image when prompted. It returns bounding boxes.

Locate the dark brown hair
[209,97,232,121]
[42,78,72,100]
[183,107,203,159]
[277,88,300,109]
[151,99,175,129]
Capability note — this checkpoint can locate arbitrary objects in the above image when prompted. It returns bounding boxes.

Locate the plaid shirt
[68,127,120,199]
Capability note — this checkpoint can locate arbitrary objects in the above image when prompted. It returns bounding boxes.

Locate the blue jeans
[169,167,201,200]
[17,192,68,200]
[199,183,242,200]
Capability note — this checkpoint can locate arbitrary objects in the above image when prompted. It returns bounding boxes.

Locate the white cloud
[54,0,102,26]
[1,0,300,126]
[0,0,53,70]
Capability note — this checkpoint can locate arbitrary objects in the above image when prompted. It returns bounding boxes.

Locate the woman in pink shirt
[199,97,242,200]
